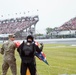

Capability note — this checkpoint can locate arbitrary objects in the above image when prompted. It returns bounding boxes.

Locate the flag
[35,51,49,65]
[14,41,21,48]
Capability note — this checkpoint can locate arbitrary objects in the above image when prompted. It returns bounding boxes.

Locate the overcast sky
[0,0,76,34]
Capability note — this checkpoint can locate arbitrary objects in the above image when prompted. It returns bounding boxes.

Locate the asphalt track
[35,38,76,45]
[0,38,76,45]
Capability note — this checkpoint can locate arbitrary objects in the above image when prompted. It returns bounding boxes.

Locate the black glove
[40,43,44,47]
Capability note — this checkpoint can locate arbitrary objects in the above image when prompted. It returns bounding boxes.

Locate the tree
[46,27,53,34]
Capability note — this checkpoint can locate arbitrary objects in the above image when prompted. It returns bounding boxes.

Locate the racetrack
[35,38,76,45]
[0,38,76,45]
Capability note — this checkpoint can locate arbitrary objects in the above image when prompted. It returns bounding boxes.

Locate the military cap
[8,34,15,38]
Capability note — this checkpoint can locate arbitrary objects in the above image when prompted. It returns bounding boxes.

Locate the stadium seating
[58,17,76,30]
[0,15,39,34]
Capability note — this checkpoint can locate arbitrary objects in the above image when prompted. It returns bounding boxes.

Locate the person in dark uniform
[17,35,43,75]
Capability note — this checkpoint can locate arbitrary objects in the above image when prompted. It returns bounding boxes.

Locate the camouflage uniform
[0,39,17,75]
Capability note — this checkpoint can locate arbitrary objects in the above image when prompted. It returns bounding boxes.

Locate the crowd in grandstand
[0,15,76,39]
[0,15,39,34]
[58,17,76,30]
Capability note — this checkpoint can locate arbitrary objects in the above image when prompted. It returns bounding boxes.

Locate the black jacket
[17,41,43,63]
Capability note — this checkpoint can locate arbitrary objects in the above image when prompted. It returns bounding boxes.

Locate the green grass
[0,44,76,75]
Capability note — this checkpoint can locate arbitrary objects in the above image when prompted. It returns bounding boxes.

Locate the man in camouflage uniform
[0,34,17,75]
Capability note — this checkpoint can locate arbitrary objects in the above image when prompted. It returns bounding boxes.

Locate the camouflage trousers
[2,59,17,75]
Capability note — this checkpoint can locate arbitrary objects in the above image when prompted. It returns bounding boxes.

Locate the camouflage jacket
[0,39,16,61]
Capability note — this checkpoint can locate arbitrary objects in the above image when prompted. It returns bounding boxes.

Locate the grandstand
[51,17,76,38]
[0,15,39,37]
[58,17,76,30]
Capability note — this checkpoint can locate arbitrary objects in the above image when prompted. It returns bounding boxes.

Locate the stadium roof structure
[0,15,39,34]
